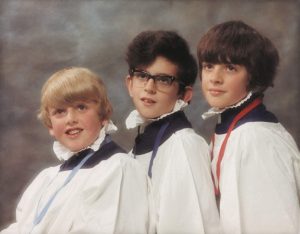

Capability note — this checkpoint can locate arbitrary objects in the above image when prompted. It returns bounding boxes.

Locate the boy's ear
[181,86,193,103]
[125,75,133,97]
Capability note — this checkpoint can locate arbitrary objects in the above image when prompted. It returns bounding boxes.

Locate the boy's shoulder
[236,121,283,136]
[168,127,209,150]
[231,121,283,142]
[158,110,194,141]
[108,152,149,178]
[163,111,208,145]
[94,139,126,160]
[232,122,299,154]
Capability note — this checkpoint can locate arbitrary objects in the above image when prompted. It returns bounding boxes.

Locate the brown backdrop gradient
[0,0,299,229]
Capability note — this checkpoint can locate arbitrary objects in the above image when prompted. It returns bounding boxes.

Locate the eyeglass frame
[129,68,185,88]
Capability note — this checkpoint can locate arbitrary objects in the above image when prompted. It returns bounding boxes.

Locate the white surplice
[2,122,154,234]
[126,100,220,234]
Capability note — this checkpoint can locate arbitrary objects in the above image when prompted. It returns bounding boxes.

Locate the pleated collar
[215,94,278,134]
[202,92,254,120]
[52,120,117,161]
[125,99,188,131]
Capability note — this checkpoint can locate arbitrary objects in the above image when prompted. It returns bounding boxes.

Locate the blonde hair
[38,67,112,128]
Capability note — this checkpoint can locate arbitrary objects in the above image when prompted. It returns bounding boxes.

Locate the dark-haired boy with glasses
[125,30,220,234]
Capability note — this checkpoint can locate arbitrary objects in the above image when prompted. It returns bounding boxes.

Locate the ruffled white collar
[202,92,253,120]
[125,99,188,130]
[52,120,117,161]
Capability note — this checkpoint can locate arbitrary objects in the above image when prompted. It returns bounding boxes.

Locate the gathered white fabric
[125,99,188,129]
[211,121,300,234]
[53,120,117,161]
[202,92,253,120]
[1,154,154,234]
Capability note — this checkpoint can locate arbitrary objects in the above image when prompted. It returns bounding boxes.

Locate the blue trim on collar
[216,100,278,134]
[59,139,126,171]
[133,111,192,155]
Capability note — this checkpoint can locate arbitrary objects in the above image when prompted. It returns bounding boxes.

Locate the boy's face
[201,62,249,109]
[48,101,104,152]
[126,56,185,119]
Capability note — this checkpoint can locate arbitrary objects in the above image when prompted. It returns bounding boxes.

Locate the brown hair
[197,20,279,93]
[126,30,198,94]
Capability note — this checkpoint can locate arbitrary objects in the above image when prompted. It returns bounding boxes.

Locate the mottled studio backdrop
[0,0,299,228]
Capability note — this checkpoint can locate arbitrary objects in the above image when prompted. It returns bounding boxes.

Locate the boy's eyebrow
[154,72,175,76]
[135,69,176,77]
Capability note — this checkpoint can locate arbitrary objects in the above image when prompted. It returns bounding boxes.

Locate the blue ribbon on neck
[32,135,111,229]
[33,150,94,227]
[148,122,169,178]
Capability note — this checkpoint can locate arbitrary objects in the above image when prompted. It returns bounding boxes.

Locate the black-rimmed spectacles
[129,69,182,89]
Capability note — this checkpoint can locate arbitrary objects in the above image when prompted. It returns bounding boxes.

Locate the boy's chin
[139,112,161,120]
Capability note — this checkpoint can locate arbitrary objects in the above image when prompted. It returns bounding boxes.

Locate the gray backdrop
[0,0,299,229]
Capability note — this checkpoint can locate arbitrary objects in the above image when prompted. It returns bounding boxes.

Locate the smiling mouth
[141,97,156,104]
[66,128,82,136]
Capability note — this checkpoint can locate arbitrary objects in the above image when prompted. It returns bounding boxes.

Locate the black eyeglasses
[129,69,182,89]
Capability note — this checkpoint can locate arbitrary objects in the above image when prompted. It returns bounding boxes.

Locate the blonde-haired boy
[2,67,154,234]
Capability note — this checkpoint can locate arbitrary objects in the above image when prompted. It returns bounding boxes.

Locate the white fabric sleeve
[1,168,57,234]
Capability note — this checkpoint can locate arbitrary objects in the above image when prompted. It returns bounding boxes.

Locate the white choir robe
[212,121,300,234]
[130,127,220,234]
[1,153,155,234]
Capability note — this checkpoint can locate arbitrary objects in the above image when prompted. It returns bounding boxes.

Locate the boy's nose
[66,109,78,124]
[144,78,156,93]
[210,69,223,84]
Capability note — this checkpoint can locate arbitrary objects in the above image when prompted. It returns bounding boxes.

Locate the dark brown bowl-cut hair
[126,30,198,94]
[197,20,279,93]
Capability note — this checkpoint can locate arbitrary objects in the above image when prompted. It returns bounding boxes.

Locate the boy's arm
[1,168,55,234]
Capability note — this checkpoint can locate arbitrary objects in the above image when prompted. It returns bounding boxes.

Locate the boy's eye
[226,64,237,71]
[202,63,214,70]
[156,76,173,85]
[133,71,149,80]
[131,68,178,88]
[76,104,88,111]
[51,108,66,116]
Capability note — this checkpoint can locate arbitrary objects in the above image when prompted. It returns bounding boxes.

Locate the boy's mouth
[65,128,82,135]
[141,97,156,104]
[208,89,225,96]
